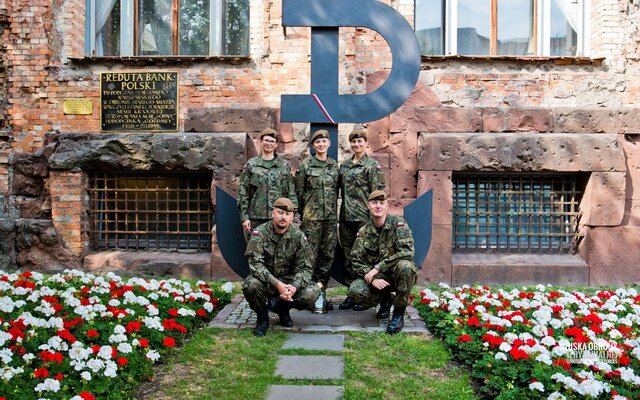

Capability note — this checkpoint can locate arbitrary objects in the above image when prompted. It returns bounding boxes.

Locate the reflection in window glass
[415,0,443,55]
[551,0,577,56]
[138,0,173,56]
[497,0,533,55]
[95,1,120,56]
[225,0,250,55]
[458,0,490,55]
[180,0,211,55]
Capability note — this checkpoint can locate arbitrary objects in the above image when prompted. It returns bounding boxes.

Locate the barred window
[452,173,583,253]
[89,172,213,251]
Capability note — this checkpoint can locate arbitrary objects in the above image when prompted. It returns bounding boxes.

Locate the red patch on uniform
[397,222,405,227]
[252,230,260,236]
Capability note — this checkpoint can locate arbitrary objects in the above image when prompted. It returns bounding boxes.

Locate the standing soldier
[243,198,321,337]
[337,129,385,310]
[295,130,339,313]
[238,128,298,236]
[347,190,417,334]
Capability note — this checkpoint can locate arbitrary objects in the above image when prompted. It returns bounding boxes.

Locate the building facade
[0,0,639,285]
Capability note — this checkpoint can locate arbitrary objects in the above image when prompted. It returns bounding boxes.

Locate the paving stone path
[209,294,430,399]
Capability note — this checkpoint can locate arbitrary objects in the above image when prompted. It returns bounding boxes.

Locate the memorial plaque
[63,99,93,115]
[100,71,179,132]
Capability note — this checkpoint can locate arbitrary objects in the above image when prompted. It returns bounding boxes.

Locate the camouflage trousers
[300,219,337,287]
[347,260,417,309]
[338,220,365,285]
[242,274,320,312]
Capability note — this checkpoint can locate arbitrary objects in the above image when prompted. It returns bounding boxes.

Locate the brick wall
[49,170,88,254]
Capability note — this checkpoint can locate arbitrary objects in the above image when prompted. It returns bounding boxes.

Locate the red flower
[163,336,176,347]
[139,338,149,348]
[117,356,129,367]
[508,346,529,361]
[79,392,96,400]
[126,321,141,333]
[86,329,99,338]
[58,329,77,343]
[196,309,207,317]
[553,358,571,370]
[456,334,473,343]
[466,316,480,327]
[39,350,64,363]
[168,308,179,317]
[34,368,49,378]
[54,373,64,380]
[618,355,630,366]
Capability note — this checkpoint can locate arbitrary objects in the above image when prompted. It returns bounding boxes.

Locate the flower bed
[0,269,233,400]
[416,284,640,400]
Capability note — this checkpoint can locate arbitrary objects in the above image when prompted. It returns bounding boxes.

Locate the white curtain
[554,0,579,32]
[95,0,118,56]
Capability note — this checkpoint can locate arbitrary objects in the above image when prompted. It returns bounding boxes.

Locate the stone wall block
[623,134,640,199]
[481,108,505,132]
[0,218,15,268]
[365,117,390,153]
[417,224,452,284]
[15,196,50,219]
[389,130,417,198]
[584,226,640,284]
[391,108,483,134]
[582,172,626,226]
[15,219,81,273]
[505,108,553,132]
[11,173,46,196]
[552,109,640,134]
[185,108,277,133]
[417,171,452,225]
[418,133,625,172]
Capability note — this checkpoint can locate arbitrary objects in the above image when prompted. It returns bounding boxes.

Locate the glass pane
[497,0,533,55]
[138,0,173,56]
[95,0,120,56]
[180,0,211,55]
[225,0,250,55]
[415,0,443,55]
[458,0,490,55]
[550,0,578,56]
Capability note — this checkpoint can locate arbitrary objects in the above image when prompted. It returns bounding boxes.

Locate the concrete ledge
[452,253,588,285]
[83,250,212,280]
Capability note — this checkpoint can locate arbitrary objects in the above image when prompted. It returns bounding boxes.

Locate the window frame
[417,0,591,57]
[85,0,228,57]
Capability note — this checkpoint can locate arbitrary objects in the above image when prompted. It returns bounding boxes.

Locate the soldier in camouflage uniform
[347,190,417,334]
[295,130,339,313]
[242,197,321,337]
[238,128,298,237]
[337,129,385,310]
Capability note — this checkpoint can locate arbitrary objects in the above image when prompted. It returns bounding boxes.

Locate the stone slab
[283,334,345,352]
[275,356,344,380]
[266,385,343,400]
[418,132,625,172]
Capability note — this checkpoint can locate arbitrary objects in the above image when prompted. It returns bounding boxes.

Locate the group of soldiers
[238,128,418,337]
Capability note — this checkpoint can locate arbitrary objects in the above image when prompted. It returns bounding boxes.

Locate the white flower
[117,342,133,354]
[34,378,61,393]
[221,281,234,293]
[547,393,566,400]
[146,349,160,362]
[104,360,118,378]
[81,371,91,381]
[536,353,553,365]
[495,352,508,361]
[529,381,545,392]
[499,342,512,352]
[98,345,113,360]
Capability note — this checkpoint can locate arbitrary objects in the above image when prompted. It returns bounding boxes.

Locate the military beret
[368,190,388,201]
[310,129,329,144]
[260,128,279,141]
[274,197,295,212]
[348,129,367,142]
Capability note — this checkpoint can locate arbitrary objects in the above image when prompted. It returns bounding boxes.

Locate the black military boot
[252,308,269,337]
[274,300,294,327]
[376,292,394,320]
[386,307,405,334]
[338,296,355,310]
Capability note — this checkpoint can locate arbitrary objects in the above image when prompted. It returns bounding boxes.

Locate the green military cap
[368,190,388,201]
[310,129,330,144]
[274,197,296,212]
[348,129,367,142]
[260,128,279,141]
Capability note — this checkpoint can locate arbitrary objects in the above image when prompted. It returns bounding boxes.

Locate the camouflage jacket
[351,214,414,277]
[338,154,385,222]
[295,155,339,221]
[238,155,298,221]
[244,221,313,290]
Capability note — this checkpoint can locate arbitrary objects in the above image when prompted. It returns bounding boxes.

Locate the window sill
[69,55,251,65]
[422,55,604,66]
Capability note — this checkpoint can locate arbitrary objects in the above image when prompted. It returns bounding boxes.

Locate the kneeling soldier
[347,190,417,334]
[242,197,321,337]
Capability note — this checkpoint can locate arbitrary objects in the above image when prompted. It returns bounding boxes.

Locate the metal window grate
[88,172,213,251]
[452,173,583,253]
